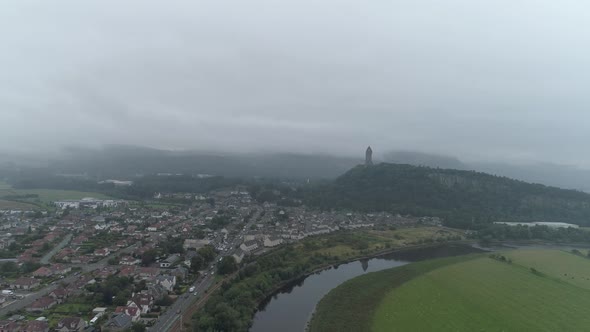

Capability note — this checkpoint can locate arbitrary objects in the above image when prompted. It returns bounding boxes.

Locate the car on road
[194,291,198,296]
[189,286,195,292]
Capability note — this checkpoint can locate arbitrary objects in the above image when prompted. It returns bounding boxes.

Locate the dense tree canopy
[302,164,590,228]
[217,256,238,275]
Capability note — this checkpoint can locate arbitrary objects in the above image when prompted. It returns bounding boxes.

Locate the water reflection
[250,244,482,332]
[361,259,369,272]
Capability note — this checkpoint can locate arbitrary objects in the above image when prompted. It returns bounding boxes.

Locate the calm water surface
[250,244,481,332]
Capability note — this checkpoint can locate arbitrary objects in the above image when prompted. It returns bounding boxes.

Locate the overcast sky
[2,0,590,166]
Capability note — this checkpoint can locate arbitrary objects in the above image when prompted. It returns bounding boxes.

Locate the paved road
[0,244,138,316]
[153,208,262,332]
[148,274,215,332]
[40,234,73,264]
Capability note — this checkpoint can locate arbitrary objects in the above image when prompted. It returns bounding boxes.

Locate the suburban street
[40,233,72,264]
[151,211,260,332]
[148,273,215,332]
[0,243,138,316]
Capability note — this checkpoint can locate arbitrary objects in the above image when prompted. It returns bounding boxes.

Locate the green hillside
[304,163,590,228]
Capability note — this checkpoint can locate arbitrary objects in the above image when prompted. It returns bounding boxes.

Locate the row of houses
[0,316,87,332]
[54,198,126,210]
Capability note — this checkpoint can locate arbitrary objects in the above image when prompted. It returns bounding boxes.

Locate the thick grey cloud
[2,0,590,166]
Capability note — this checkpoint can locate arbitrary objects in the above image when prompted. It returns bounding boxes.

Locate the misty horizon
[3,1,590,167]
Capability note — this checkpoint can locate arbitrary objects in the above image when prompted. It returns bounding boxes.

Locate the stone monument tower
[365,146,373,166]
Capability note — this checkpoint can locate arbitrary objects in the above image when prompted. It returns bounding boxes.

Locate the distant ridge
[303,163,590,228]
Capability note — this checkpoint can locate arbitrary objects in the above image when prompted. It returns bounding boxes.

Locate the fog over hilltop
[2,1,590,168]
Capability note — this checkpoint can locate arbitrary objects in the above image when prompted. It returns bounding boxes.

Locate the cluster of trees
[207,215,231,230]
[217,256,237,275]
[248,182,303,207]
[570,249,590,258]
[0,261,41,278]
[489,253,512,264]
[301,163,590,229]
[189,245,217,273]
[478,224,590,243]
[0,241,27,259]
[158,237,185,256]
[86,275,135,306]
[138,236,188,267]
[195,236,368,331]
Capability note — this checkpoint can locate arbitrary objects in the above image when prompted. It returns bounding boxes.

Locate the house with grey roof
[159,254,181,268]
[103,313,132,331]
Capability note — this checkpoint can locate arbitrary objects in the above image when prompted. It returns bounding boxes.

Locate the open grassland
[0,199,39,210]
[313,227,465,258]
[0,188,110,201]
[503,249,590,290]
[368,227,464,245]
[0,188,111,209]
[310,249,590,332]
[308,254,480,332]
[373,254,590,331]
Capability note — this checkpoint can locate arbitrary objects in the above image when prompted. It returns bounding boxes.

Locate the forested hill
[303,163,590,228]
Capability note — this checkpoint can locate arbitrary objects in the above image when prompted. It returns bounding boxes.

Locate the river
[250,244,482,332]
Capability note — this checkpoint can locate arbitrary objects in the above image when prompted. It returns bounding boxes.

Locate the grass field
[313,227,465,258]
[368,227,464,245]
[310,249,590,332]
[0,187,111,210]
[308,255,480,332]
[503,249,590,290]
[0,199,40,210]
[373,254,590,331]
[0,188,110,201]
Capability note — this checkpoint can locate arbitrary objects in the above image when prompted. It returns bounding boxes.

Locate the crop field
[310,249,590,332]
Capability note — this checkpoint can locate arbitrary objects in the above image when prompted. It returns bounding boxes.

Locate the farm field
[310,249,590,332]
[0,184,111,209]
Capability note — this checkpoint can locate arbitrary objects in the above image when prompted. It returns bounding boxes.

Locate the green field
[314,227,465,257]
[0,188,110,201]
[503,249,590,290]
[0,187,111,210]
[310,249,590,332]
[0,199,40,210]
[309,255,480,332]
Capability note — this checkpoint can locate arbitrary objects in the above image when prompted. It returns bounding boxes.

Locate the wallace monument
[365,146,373,166]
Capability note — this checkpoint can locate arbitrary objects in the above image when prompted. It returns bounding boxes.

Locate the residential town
[0,187,440,331]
